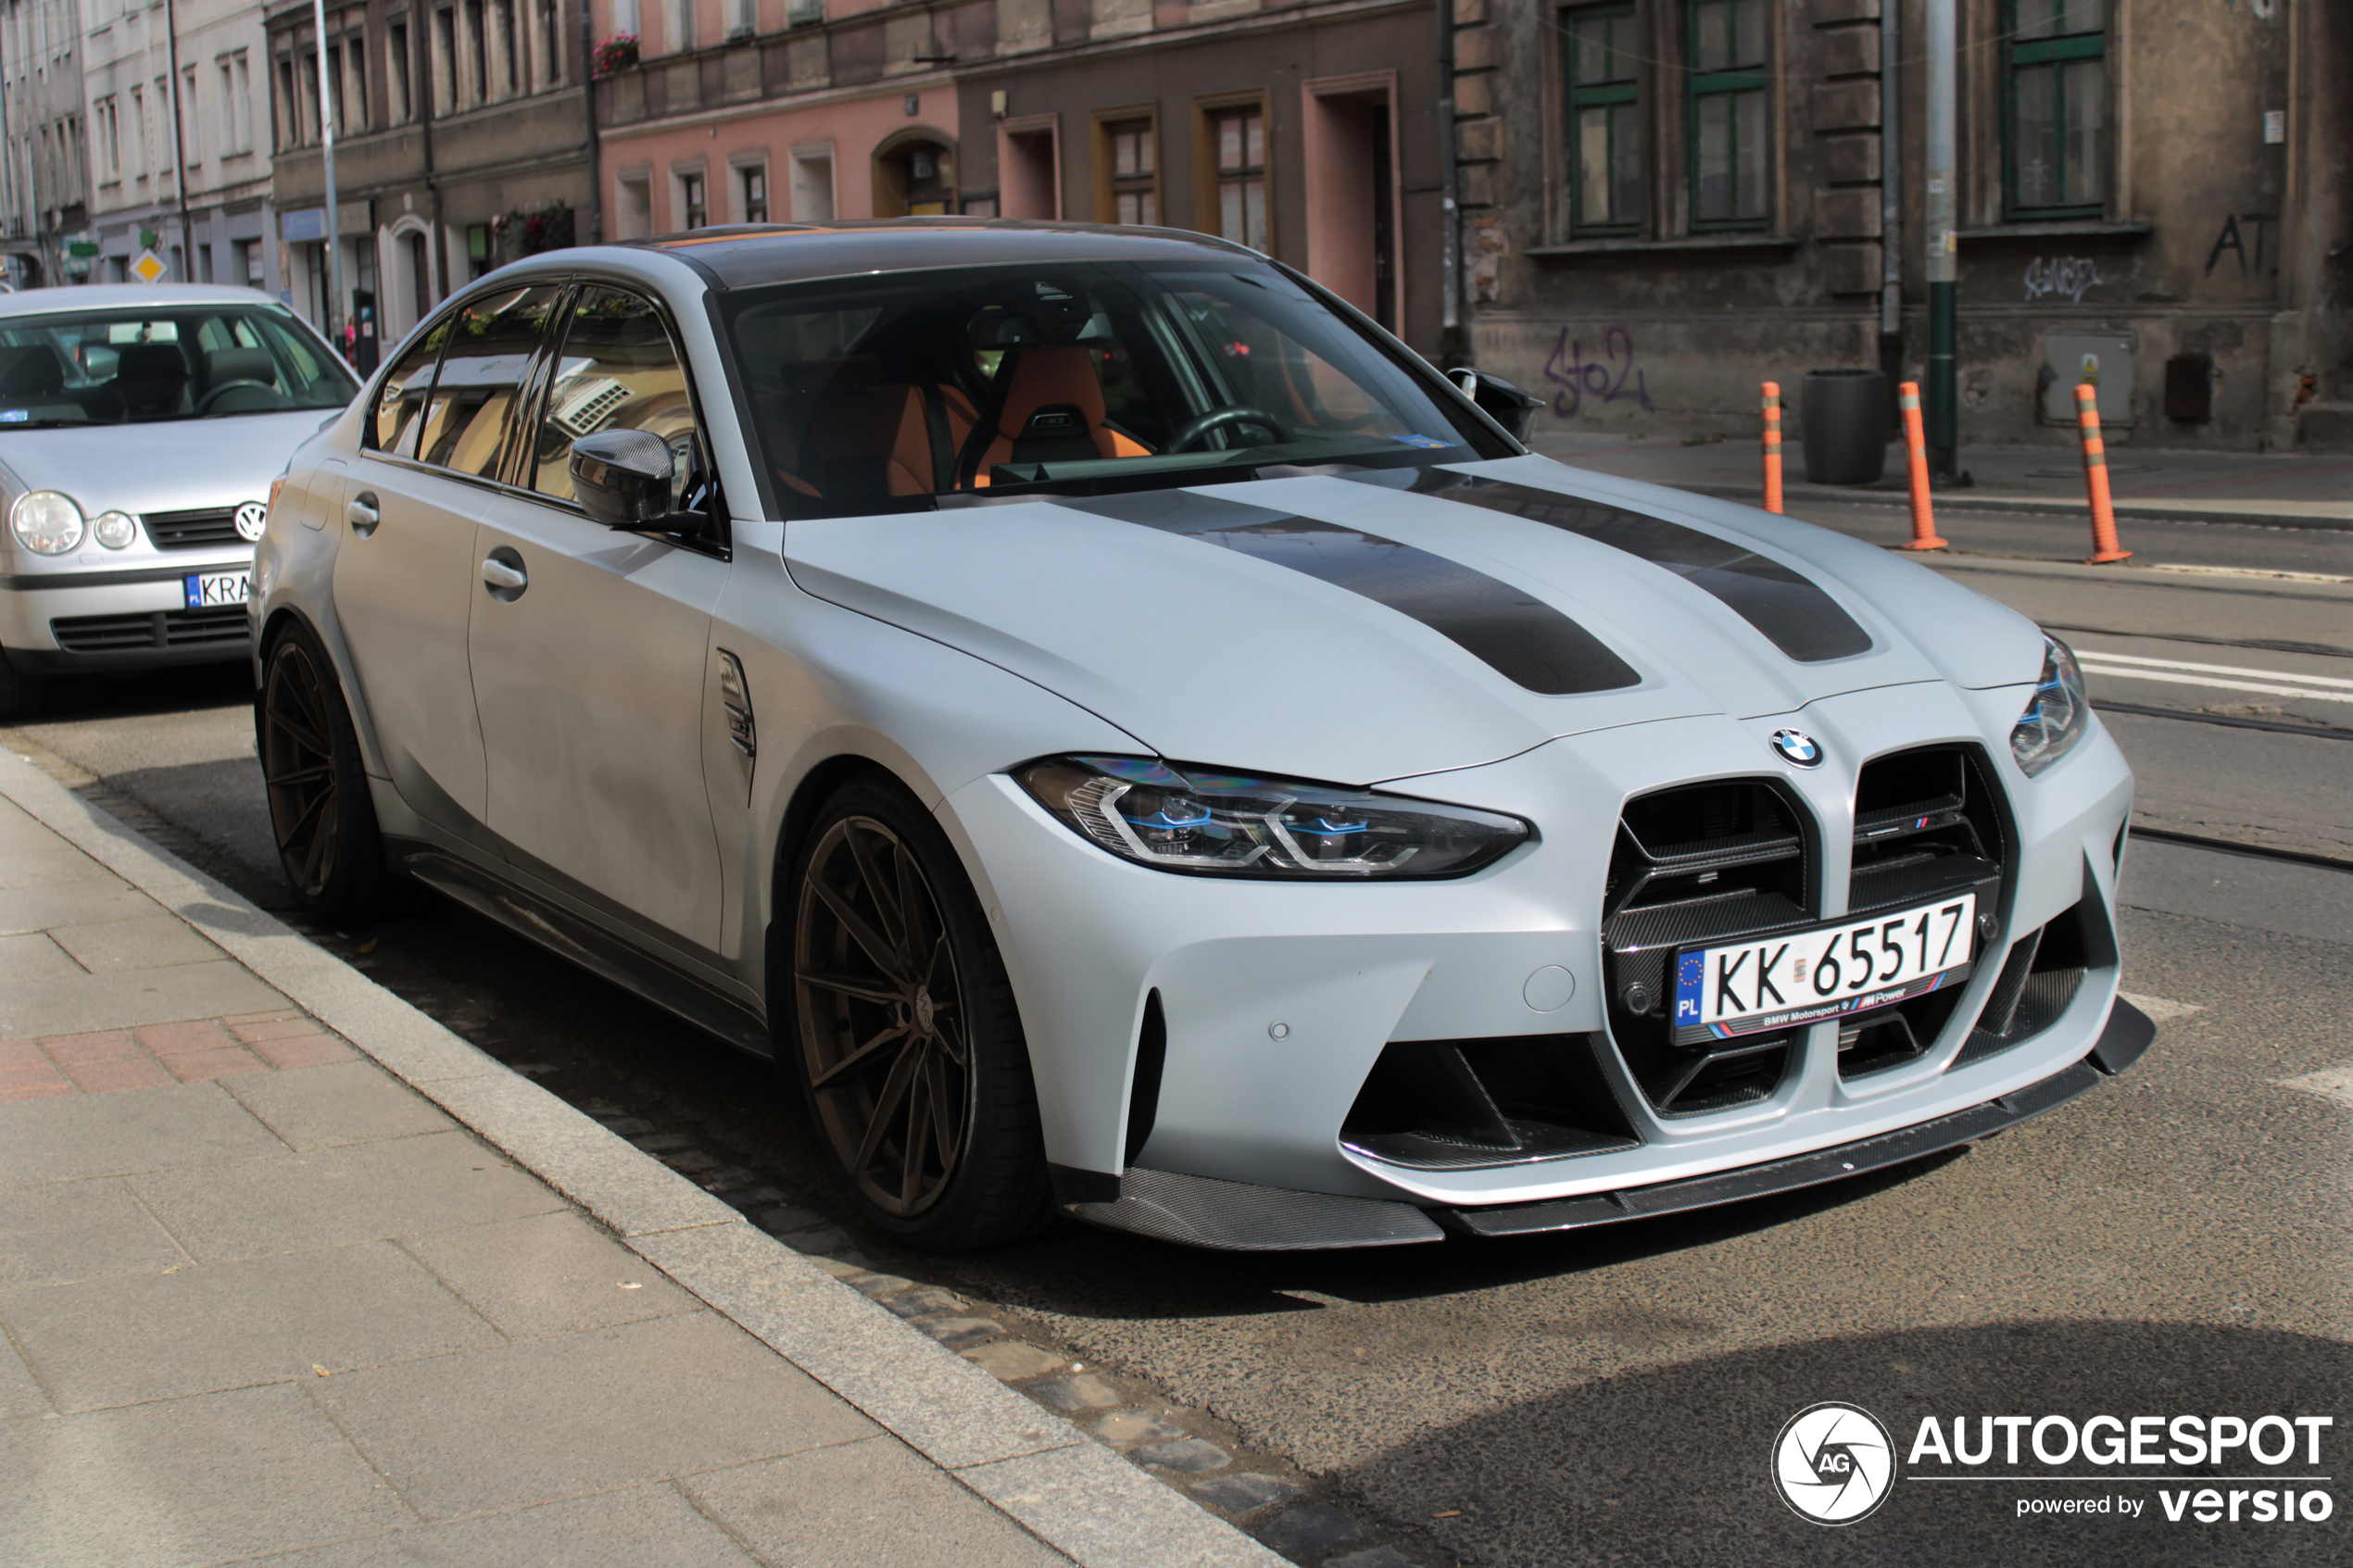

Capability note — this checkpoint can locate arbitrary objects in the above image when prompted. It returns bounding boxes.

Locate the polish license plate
[183,570,249,608]
[1671,892,1978,1044]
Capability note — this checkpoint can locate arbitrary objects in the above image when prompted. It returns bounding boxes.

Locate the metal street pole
[1924,0,1958,479]
[312,0,342,349]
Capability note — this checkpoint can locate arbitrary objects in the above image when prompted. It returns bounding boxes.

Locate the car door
[332,283,562,837]
[467,282,729,954]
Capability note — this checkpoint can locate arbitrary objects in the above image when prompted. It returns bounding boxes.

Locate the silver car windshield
[0,304,358,428]
[720,260,1502,517]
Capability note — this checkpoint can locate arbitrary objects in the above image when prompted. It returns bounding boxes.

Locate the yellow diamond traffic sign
[131,249,167,283]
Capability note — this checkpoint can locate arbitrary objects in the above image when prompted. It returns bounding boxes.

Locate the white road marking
[2119,991,2204,1022]
[2075,649,2353,689]
[2079,663,2353,703]
[2275,1061,2353,1111]
[2145,563,2353,585]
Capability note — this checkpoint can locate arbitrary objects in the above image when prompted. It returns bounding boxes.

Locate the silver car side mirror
[1450,368,1544,444]
[569,429,673,529]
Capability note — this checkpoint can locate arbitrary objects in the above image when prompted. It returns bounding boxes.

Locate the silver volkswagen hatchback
[253,224,2147,1254]
[0,283,356,718]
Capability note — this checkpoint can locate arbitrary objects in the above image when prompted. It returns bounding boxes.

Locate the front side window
[1210,107,1267,252]
[1566,5,1642,234]
[413,284,562,477]
[721,260,1508,519]
[2005,0,2106,218]
[0,305,357,427]
[369,316,453,456]
[1688,0,1767,228]
[529,287,702,511]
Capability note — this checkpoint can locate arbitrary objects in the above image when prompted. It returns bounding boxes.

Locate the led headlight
[1014,756,1533,879]
[2010,633,2090,778]
[92,510,140,549]
[10,490,85,555]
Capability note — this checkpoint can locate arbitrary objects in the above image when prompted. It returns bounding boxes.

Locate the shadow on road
[1331,1318,2349,1568]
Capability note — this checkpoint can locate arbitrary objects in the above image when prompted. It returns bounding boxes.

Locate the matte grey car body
[252,223,2151,1251]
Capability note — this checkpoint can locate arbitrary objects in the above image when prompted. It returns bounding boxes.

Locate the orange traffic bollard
[2075,383,2132,564]
[1896,382,1947,550]
[1760,382,1783,514]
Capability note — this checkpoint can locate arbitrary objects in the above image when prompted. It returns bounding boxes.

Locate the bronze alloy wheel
[258,623,385,919]
[794,814,975,1220]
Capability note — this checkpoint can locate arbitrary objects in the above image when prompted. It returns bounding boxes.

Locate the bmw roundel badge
[1770,729,1823,768]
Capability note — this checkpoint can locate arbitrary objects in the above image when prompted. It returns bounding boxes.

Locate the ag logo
[1772,1401,1895,1524]
[233,501,271,542]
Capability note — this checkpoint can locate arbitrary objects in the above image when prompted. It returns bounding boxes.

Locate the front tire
[783,774,1051,1251]
[259,621,387,921]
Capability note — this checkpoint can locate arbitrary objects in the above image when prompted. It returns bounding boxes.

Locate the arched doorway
[872,130,957,217]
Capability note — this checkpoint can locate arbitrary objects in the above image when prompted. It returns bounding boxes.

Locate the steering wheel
[1166,405,1289,452]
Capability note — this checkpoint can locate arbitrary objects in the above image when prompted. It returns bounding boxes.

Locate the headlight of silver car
[2010,634,2090,778]
[10,490,85,555]
[91,510,140,549]
[1014,756,1533,878]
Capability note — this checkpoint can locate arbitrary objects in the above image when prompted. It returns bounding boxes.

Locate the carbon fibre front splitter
[1440,997,2157,1239]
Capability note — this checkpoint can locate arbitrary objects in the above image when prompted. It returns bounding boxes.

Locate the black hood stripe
[1052,491,1641,696]
[1377,472,1875,663]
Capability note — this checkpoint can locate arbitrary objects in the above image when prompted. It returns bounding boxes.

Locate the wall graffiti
[2206,212,2280,277]
[1542,325,1653,419]
[2022,256,2106,304]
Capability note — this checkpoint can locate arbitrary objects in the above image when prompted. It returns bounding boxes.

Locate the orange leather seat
[957,346,1149,487]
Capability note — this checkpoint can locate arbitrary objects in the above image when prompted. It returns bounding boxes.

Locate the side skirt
[394,843,773,1058]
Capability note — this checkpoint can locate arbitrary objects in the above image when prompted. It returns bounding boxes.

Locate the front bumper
[944,677,2139,1245]
[1,559,253,671]
[1057,998,2156,1248]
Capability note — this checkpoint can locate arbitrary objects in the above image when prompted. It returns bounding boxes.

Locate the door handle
[481,556,527,595]
[346,492,380,536]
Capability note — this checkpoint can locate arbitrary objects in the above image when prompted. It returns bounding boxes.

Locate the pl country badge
[1773,1402,1896,1524]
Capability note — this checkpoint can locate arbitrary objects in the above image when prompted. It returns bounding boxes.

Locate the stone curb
[0,747,1288,1568]
[1668,479,2353,532]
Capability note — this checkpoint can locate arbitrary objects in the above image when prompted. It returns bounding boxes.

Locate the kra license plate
[1670,892,1978,1044]
[184,570,250,608]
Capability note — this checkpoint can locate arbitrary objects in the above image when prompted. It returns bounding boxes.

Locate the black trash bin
[1799,369,1889,485]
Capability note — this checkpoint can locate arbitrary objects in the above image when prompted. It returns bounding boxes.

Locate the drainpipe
[1877,0,1901,431]
[164,0,195,279]
[312,0,343,345]
[1435,0,1459,363]
[1923,0,1957,479]
[418,14,443,298]
[581,0,601,244]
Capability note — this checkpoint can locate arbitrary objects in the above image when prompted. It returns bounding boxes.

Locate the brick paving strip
[0,746,1289,1568]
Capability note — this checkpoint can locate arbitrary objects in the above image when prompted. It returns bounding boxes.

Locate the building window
[348,31,369,128]
[97,95,120,179]
[741,165,768,222]
[1210,106,1265,251]
[617,171,653,237]
[389,24,412,121]
[681,170,708,228]
[274,58,297,148]
[1687,0,1767,228]
[181,67,201,165]
[326,44,346,132]
[495,0,519,95]
[2005,0,2106,218]
[537,0,562,88]
[1107,119,1155,225]
[465,0,488,105]
[1564,4,1641,234]
[434,8,457,114]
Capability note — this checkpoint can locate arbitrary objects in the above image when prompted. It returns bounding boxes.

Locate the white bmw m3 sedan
[250,222,2152,1251]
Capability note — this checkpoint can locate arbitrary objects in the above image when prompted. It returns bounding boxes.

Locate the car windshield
[0,303,357,427]
[719,259,1505,517]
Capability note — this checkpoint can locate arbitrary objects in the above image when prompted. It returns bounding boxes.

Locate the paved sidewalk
[1531,432,2353,530]
[0,749,1283,1568]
